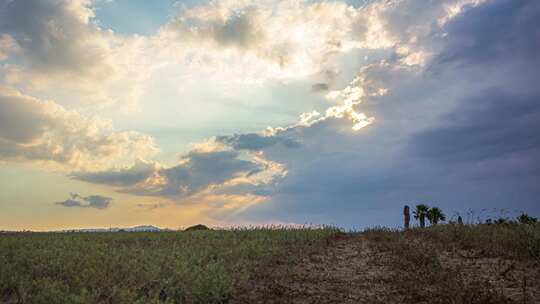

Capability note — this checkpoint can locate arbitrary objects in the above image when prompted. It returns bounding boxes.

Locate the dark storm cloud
[56,193,112,209]
[436,0,540,67]
[411,91,540,163]
[410,0,540,168]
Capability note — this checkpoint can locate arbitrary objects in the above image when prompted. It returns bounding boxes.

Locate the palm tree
[517,213,538,225]
[427,207,446,225]
[413,204,430,228]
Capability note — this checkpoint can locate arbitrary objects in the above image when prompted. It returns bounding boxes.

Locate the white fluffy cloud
[0,87,157,169]
[156,0,392,82]
[156,0,489,81]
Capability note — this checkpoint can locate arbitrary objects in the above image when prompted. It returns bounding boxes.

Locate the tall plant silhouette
[427,207,446,225]
[403,205,411,229]
[413,204,430,228]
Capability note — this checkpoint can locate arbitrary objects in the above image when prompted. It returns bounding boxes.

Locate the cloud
[156,0,398,82]
[70,77,374,212]
[410,91,540,163]
[0,0,492,113]
[0,87,158,169]
[8,0,539,228]
[209,11,262,48]
[136,202,169,211]
[159,150,261,197]
[71,159,158,187]
[0,0,487,112]
[0,33,19,60]
[56,193,112,209]
[436,0,540,66]
[216,133,300,151]
[72,148,286,201]
[228,0,540,227]
[0,0,155,111]
[311,83,330,92]
[0,0,110,79]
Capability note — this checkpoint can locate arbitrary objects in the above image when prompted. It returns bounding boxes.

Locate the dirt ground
[238,234,402,303]
[237,234,540,304]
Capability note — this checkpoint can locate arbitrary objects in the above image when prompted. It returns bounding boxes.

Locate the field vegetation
[0,227,339,304]
[1,212,539,303]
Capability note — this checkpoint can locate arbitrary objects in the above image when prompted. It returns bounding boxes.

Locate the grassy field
[2,223,539,304]
[0,227,339,304]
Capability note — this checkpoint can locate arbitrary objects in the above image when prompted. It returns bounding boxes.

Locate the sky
[0,0,539,231]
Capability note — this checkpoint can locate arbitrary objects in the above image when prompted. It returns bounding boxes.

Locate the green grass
[0,227,340,304]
